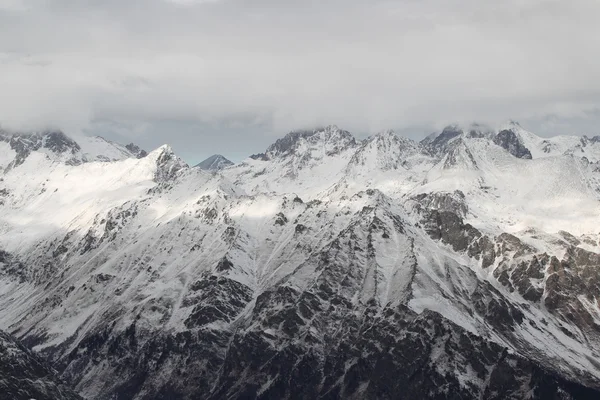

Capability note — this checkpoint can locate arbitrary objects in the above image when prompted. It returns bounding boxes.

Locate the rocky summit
[0,122,600,399]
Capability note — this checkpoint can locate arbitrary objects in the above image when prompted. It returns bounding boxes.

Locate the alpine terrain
[0,122,600,399]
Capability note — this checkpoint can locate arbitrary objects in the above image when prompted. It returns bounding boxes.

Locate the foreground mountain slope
[0,124,599,399]
[0,328,81,400]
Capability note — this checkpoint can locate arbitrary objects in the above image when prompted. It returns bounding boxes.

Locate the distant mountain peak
[195,154,234,171]
[421,125,464,156]
[0,129,150,168]
[1,129,82,169]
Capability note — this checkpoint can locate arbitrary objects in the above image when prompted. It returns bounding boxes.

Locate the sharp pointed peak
[195,154,234,171]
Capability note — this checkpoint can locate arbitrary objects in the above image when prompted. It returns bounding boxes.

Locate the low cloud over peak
[1,0,600,162]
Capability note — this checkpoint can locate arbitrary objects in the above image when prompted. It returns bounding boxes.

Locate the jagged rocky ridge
[0,123,599,399]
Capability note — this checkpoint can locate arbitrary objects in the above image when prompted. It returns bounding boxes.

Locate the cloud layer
[1,0,600,160]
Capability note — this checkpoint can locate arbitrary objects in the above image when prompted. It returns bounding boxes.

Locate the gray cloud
[1,0,600,161]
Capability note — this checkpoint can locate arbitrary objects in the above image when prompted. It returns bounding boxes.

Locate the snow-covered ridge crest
[0,128,148,172]
[251,124,357,161]
[422,120,600,163]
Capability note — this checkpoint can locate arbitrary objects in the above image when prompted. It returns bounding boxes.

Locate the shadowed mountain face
[0,123,600,399]
[0,329,82,400]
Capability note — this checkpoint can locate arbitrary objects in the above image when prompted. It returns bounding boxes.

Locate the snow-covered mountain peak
[349,129,431,171]
[149,144,189,182]
[372,129,426,148]
[465,123,495,139]
[497,120,535,138]
[421,124,464,156]
[441,137,480,170]
[0,129,82,169]
[420,121,600,164]
[422,123,495,154]
[496,122,600,162]
[258,125,357,160]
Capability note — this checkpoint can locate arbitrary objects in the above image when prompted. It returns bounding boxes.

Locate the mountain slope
[0,329,82,400]
[0,125,599,399]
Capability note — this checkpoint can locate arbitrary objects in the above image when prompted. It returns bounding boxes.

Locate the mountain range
[0,122,599,399]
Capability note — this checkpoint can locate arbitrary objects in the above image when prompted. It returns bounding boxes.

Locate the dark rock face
[422,209,483,253]
[43,131,81,154]
[208,306,597,400]
[184,275,253,328]
[126,143,148,158]
[413,191,468,217]
[493,130,533,159]
[267,130,315,156]
[421,208,600,369]
[47,253,600,400]
[544,247,600,335]
[420,207,497,269]
[249,152,269,161]
[0,248,26,282]
[0,329,82,400]
[21,205,595,400]
[55,287,599,400]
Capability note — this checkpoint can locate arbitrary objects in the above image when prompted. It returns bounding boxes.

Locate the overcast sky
[1,0,600,164]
